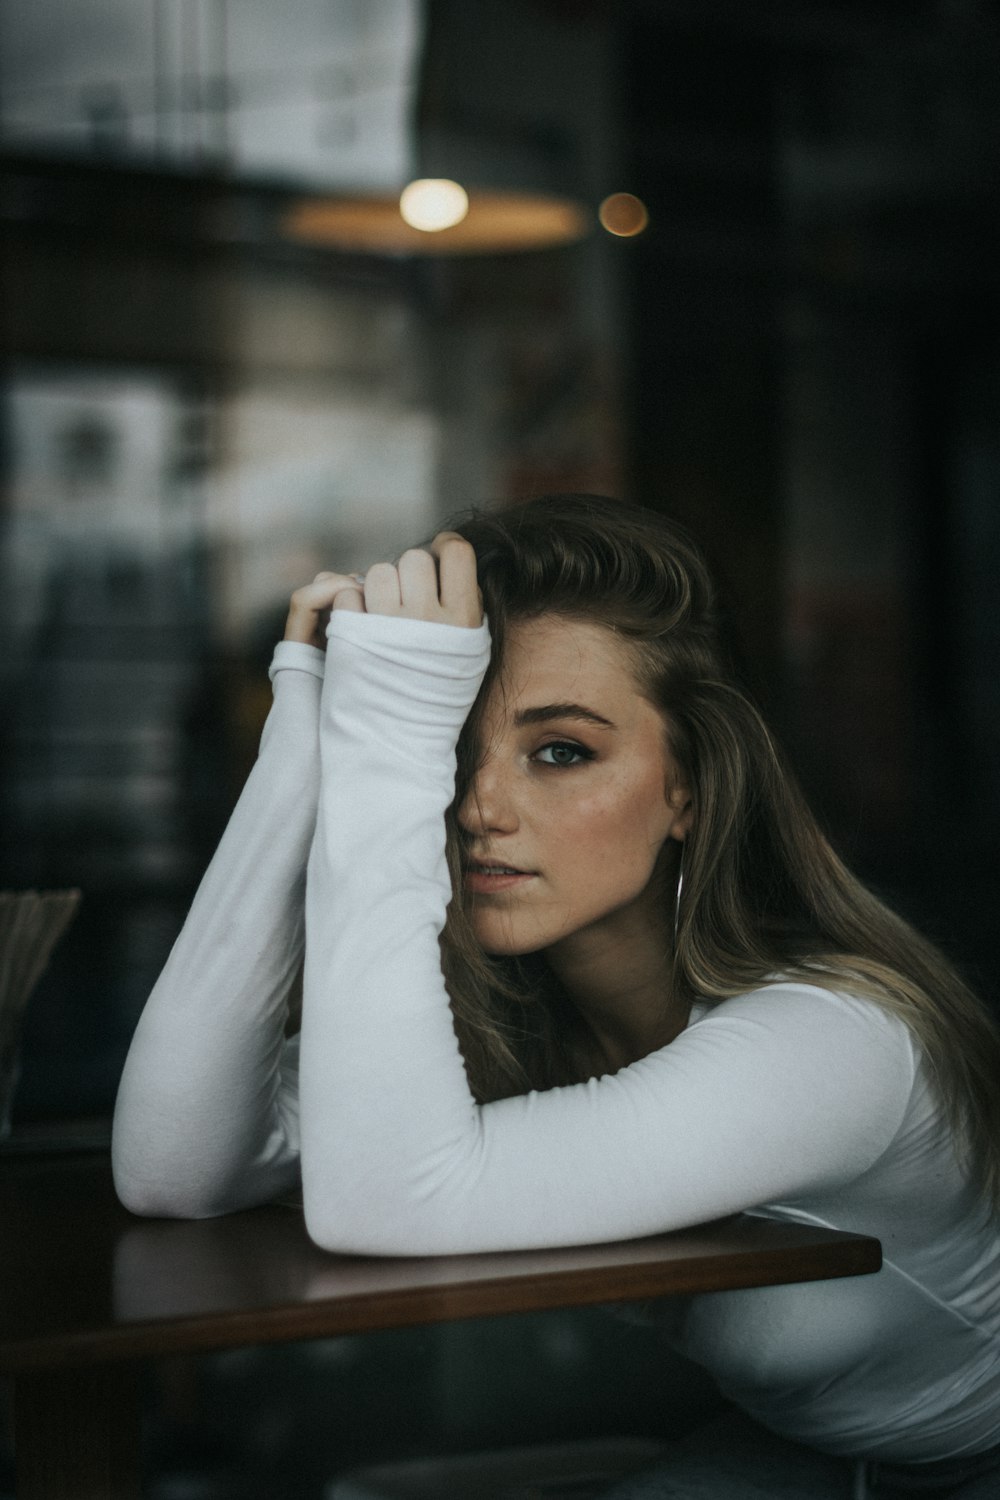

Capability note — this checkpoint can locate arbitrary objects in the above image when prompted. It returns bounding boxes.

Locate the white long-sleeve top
[113,612,1000,1465]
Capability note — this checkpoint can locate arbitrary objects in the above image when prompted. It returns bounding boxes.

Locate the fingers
[423,533,483,627]
[396,548,440,618]
[286,533,482,641]
[360,540,481,625]
[363,553,438,620]
[363,561,403,616]
[284,572,366,646]
[331,587,364,613]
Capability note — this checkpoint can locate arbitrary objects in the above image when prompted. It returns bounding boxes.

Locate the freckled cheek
[542,779,664,875]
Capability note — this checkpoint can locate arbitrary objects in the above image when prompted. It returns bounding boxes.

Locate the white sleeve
[112,641,324,1217]
[300,613,917,1257]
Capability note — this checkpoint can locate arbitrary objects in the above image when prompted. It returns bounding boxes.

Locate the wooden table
[0,1152,881,1500]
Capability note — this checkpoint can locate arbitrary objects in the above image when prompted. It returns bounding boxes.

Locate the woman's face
[457,614,691,959]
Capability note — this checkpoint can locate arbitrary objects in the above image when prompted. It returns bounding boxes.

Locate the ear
[666,779,694,842]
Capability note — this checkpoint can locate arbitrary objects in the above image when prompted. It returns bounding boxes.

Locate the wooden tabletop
[0,1153,881,1375]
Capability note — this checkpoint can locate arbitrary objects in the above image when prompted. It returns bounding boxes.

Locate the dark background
[2,1,998,1495]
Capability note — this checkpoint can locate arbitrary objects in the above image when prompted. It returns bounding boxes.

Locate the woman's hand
[360,532,483,628]
[284,572,365,649]
[286,534,482,648]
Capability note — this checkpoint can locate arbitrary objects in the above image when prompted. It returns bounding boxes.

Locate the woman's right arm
[112,573,363,1218]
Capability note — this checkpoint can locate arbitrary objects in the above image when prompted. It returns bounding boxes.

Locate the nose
[457,755,519,837]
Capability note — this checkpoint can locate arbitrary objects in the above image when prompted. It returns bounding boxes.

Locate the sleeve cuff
[326,610,491,659]
[268,641,327,682]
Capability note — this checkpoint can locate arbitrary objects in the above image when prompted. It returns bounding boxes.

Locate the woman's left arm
[300,550,915,1256]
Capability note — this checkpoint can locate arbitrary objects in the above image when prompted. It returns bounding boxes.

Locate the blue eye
[535,741,592,768]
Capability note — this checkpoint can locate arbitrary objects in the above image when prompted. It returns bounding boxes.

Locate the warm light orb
[399,178,470,232]
[598,192,649,238]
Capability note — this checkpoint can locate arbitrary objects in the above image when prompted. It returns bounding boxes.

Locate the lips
[463,858,535,894]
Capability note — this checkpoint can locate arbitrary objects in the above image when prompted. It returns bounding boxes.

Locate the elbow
[112,1159,214,1221]
[301,1172,470,1258]
[302,1201,353,1255]
[111,1096,202,1218]
[301,1181,381,1255]
[111,1135,225,1220]
[303,1205,423,1258]
[111,1134,166,1217]
[299,1120,489,1256]
[112,1112,299,1220]
[113,1172,179,1220]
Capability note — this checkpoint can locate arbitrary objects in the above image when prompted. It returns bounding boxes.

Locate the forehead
[494,615,648,717]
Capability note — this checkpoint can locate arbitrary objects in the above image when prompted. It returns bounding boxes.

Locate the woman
[113,494,1000,1498]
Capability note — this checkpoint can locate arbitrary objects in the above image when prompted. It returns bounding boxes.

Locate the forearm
[112,644,322,1217]
[299,613,491,1251]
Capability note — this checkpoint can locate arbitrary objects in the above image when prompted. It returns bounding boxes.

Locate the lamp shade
[283,187,591,256]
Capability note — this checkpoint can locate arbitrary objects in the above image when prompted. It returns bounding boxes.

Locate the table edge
[0,1230,881,1373]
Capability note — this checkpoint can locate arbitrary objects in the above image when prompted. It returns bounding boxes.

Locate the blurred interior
[1,0,999,1494]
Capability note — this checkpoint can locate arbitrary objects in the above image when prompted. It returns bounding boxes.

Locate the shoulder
[684,979,918,1093]
[636,979,923,1191]
[694,976,913,1033]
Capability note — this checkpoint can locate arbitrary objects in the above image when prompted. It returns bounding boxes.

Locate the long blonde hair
[439,494,1000,1207]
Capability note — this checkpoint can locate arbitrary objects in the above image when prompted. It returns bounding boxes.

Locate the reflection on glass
[0,0,422,187]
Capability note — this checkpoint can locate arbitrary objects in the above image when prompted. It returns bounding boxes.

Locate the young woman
[113,495,1000,1498]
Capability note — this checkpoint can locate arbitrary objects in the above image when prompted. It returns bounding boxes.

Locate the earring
[673,844,686,951]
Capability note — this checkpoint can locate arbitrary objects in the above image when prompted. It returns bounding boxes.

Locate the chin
[472,922,539,960]
[477,935,527,959]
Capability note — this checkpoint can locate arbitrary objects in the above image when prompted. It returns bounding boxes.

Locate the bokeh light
[399,178,470,232]
[598,192,649,238]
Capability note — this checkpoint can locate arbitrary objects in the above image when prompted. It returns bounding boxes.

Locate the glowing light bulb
[399,179,470,233]
[598,192,649,238]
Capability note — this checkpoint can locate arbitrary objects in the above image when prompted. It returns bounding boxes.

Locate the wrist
[269,640,327,682]
[322,612,491,759]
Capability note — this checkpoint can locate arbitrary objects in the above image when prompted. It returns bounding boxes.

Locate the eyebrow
[514,702,616,730]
